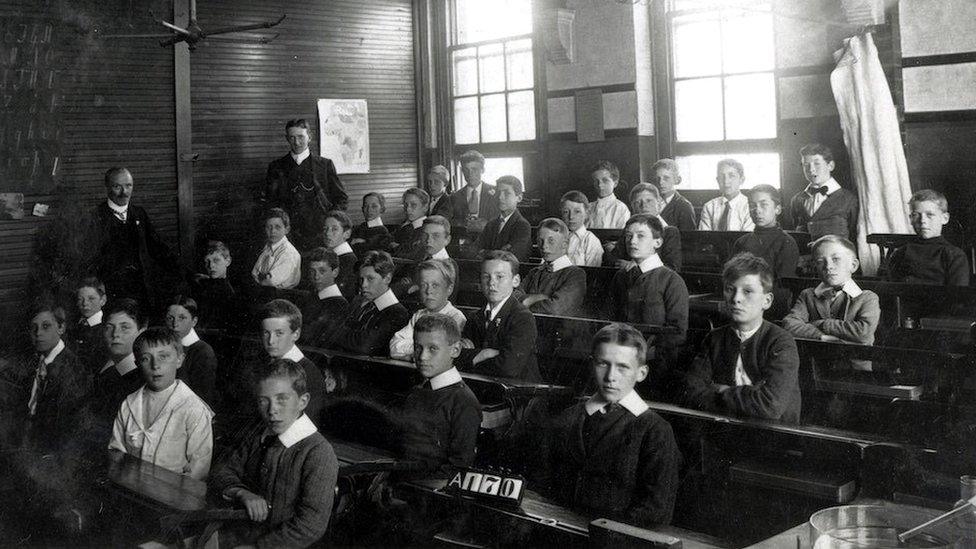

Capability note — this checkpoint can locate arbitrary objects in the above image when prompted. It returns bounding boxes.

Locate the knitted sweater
[732,226,800,279]
[887,236,970,286]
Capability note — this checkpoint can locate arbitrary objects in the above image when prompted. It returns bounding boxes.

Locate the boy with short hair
[450,150,500,232]
[336,251,411,356]
[166,296,218,407]
[69,276,109,371]
[350,192,392,254]
[401,313,482,474]
[210,359,338,548]
[392,188,430,261]
[587,160,631,229]
[887,189,969,286]
[732,184,800,279]
[109,327,213,480]
[389,259,466,361]
[390,215,457,303]
[476,176,532,261]
[789,143,859,242]
[604,183,683,271]
[323,210,359,299]
[301,247,350,348]
[251,208,301,289]
[682,253,801,423]
[521,218,587,317]
[191,241,239,330]
[698,158,754,231]
[651,159,696,232]
[609,214,689,354]
[426,165,454,219]
[560,191,603,267]
[92,298,148,424]
[545,323,680,527]
[459,250,541,381]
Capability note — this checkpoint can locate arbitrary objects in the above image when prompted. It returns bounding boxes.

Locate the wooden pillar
[174,0,194,265]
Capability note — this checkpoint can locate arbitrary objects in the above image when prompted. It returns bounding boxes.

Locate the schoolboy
[389,259,466,361]
[191,240,239,331]
[520,218,587,317]
[251,207,301,289]
[301,247,350,348]
[350,192,392,254]
[392,187,430,261]
[449,149,499,232]
[698,159,754,231]
[336,251,410,356]
[560,190,603,267]
[651,159,696,232]
[544,323,680,527]
[390,215,456,303]
[587,160,631,229]
[476,175,532,261]
[69,276,109,371]
[426,164,454,219]
[609,214,689,354]
[322,210,359,299]
[91,298,148,425]
[682,253,801,423]
[108,327,213,480]
[783,236,880,371]
[604,183,683,271]
[210,359,338,549]
[458,250,541,381]
[887,189,969,286]
[165,296,218,407]
[788,143,859,242]
[401,314,482,475]
[732,184,800,279]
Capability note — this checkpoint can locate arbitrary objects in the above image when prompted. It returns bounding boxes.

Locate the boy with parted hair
[886,189,969,286]
[392,188,431,261]
[788,143,859,242]
[560,190,603,267]
[69,276,109,371]
[336,251,411,356]
[587,160,631,229]
[190,240,240,330]
[92,298,148,425]
[301,247,350,348]
[450,150,499,232]
[732,184,799,279]
[322,209,359,299]
[698,158,754,231]
[476,176,532,261]
[520,218,587,317]
[350,192,392,254]
[251,207,301,289]
[604,183,683,271]
[389,259,466,361]
[426,165,454,219]
[650,159,696,232]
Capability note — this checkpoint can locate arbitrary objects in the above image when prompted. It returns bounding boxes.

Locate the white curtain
[830,32,913,276]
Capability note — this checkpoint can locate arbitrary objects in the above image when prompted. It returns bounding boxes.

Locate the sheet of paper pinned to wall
[317,98,370,174]
[575,88,604,143]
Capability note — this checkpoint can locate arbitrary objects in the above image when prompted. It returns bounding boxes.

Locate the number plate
[445,466,525,507]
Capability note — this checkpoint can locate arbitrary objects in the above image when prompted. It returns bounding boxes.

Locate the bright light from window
[455,157,525,190]
[674,153,780,190]
[456,0,533,44]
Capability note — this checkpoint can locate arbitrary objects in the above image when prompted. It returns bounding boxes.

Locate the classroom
[1,0,975,547]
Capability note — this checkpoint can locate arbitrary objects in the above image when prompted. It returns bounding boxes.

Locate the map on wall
[317,98,370,174]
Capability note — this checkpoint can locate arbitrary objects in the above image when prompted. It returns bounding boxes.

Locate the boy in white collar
[251,207,301,289]
[322,210,359,299]
[788,143,859,242]
[109,327,213,480]
[301,247,350,348]
[390,259,466,361]
[476,176,532,261]
[392,188,430,260]
[587,160,631,229]
[560,190,603,267]
[543,323,680,527]
[350,192,392,254]
[210,359,338,548]
[70,276,108,371]
[521,218,586,316]
[165,296,217,407]
[93,298,147,426]
[698,158,754,231]
[335,251,410,356]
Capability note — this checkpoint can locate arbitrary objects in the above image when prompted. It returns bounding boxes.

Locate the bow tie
[807,186,829,196]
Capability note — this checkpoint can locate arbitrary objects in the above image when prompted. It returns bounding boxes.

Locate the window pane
[454,97,480,144]
[456,0,532,44]
[507,90,535,140]
[724,73,776,139]
[452,47,478,96]
[672,15,722,78]
[673,0,771,11]
[721,11,774,73]
[480,93,507,142]
[478,43,506,94]
[675,77,724,142]
[674,152,781,190]
[505,38,533,90]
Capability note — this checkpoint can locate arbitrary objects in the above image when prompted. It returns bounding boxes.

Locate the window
[667,0,780,189]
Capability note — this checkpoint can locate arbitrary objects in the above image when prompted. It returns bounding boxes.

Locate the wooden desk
[106,450,209,513]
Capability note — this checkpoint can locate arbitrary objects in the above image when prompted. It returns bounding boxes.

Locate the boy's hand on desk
[473,348,500,364]
[238,490,270,522]
[819,334,842,342]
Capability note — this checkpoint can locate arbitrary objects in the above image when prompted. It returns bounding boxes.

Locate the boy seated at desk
[604,183,683,271]
[401,313,482,475]
[732,184,799,279]
[651,159,696,232]
[520,217,587,317]
[350,192,392,254]
[108,327,213,480]
[459,250,541,381]
[426,165,453,219]
[91,299,148,429]
[69,276,108,371]
[301,247,349,349]
[165,296,217,407]
[609,214,689,356]
[476,176,532,261]
[389,259,466,361]
[543,323,680,528]
[390,215,456,303]
[322,210,359,300]
[210,359,338,549]
[587,160,631,229]
[251,207,301,290]
[335,251,410,357]
[682,253,801,423]
[190,241,240,331]
[886,189,969,286]
[392,188,430,261]
[698,158,754,232]
[560,190,603,267]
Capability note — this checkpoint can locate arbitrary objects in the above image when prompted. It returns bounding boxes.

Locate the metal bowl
[809,504,973,548]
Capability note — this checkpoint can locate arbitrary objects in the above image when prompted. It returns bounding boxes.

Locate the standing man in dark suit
[265,119,348,250]
[89,167,176,307]
[449,150,499,235]
[788,143,859,243]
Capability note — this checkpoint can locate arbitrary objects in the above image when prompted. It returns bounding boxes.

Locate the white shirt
[428,367,463,390]
[814,279,863,300]
[587,195,631,229]
[274,413,318,448]
[389,302,467,360]
[698,193,754,231]
[584,389,649,417]
[317,284,343,300]
[568,226,604,267]
[548,255,573,272]
[637,254,665,274]
[28,340,66,416]
[83,310,103,327]
[333,241,353,256]
[181,329,200,347]
[373,289,400,312]
[102,353,137,376]
[107,199,129,222]
[291,148,310,165]
[282,345,305,363]
[733,324,762,387]
[485,293,513,323]
[431,248,450,260]
[804,177,841,217]
[251,237,301,289]
[366,217,384,228]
